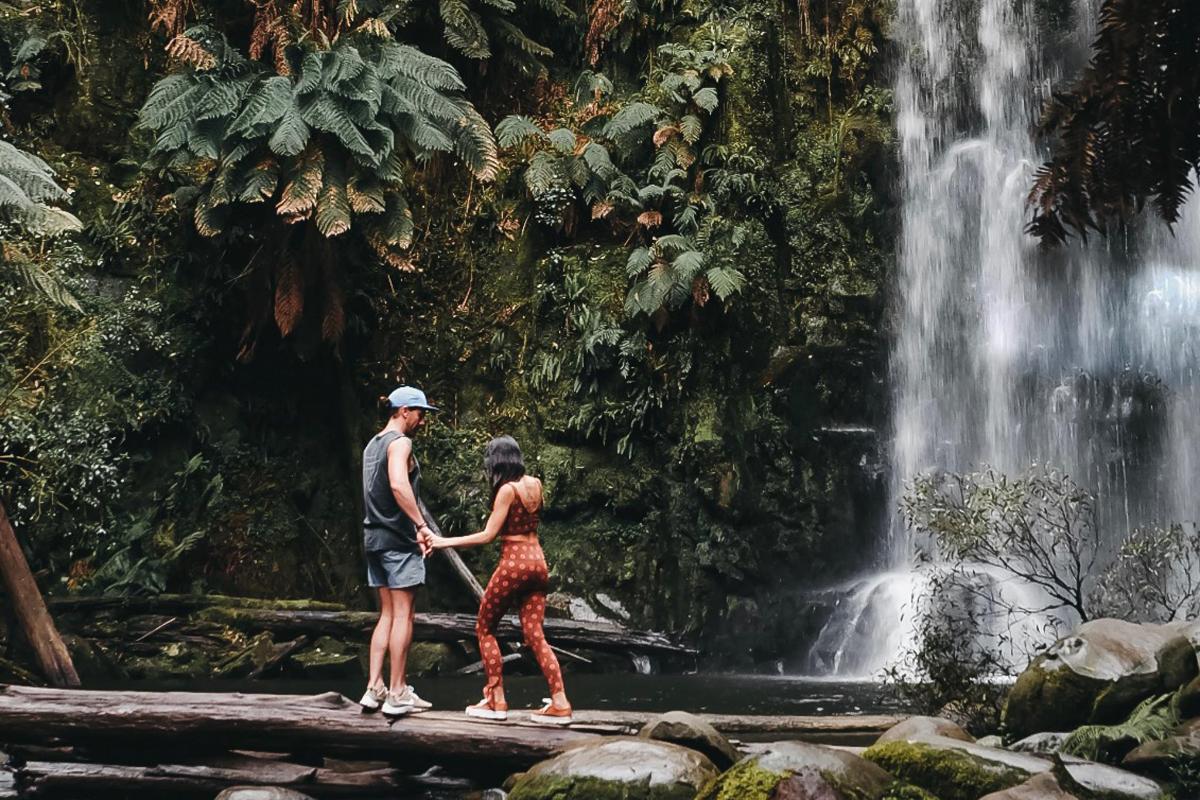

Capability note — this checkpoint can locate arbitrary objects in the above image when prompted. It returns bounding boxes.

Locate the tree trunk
[0,502,79,687]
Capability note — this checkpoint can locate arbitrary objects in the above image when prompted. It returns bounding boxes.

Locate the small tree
[902,466,1101,626]
[1092,523,1200,623]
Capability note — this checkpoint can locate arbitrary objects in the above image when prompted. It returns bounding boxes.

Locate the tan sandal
[529,702,573,726]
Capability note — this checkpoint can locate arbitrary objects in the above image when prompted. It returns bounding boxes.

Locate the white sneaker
[465,697,508,721]
[381,689,413,717]
[359,684,387,712]
[382,685,431,715]
[405,685,433,711]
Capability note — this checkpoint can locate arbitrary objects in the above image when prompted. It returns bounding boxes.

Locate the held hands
[416,525,434,557]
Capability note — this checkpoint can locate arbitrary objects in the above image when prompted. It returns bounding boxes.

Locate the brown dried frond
[321,284,345,342]
[584,0,625,67]
[355,18,389,39]
[637,210,662,228]
[692,276,710,307]
[273,258,304,336]
[653,125,679,148]
[149,0,195,37]
[591,201,614,219]
[166,34,216,70]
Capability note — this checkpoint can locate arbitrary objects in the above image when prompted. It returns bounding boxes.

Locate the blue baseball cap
[388,385,438,412]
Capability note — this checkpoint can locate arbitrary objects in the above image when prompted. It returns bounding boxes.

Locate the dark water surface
[101,672,901,715]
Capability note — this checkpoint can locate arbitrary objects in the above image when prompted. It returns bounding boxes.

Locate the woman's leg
[519,589,568,708]
[476,567,515,707]
[367,587,393,690]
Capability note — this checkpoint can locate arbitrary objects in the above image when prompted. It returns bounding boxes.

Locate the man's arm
[387,437,430,539]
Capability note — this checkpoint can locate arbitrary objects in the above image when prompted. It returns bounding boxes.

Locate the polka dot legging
[475,540,564,696]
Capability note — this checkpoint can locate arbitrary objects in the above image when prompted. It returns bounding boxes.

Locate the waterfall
[808,0,1200,677]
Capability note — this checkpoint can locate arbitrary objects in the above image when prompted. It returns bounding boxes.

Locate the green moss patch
[864,741,1025,800]
[695,759,784,800]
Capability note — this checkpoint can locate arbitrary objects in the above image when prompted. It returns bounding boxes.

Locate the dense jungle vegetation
[0,0,893,667]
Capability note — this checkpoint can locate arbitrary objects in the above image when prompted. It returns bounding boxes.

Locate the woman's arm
[431,484,515,549]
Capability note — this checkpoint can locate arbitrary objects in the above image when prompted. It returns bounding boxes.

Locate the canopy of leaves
[1029,0,1200,243]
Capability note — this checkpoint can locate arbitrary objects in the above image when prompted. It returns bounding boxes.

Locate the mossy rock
[1003,659,1109,741]
[289,636,360,678]
[977,772,1080,800]
[863,740,1028,800]
[878,717,973,745]
[697,740,895,800]
[405,642,461,678]
[507,738,717,800]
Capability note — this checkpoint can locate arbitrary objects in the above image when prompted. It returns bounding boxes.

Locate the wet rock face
[507,738,718,800]
[214,788,316,800]
[697,740,895,800]
[637,710,741,770]
[1003,619,1200,739]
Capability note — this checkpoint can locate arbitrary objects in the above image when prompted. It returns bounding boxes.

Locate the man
[359,385,438,716]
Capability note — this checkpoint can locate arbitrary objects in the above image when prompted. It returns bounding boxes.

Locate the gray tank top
[362,431,421,553]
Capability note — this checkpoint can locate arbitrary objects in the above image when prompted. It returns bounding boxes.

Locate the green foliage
[0,137,81,235]
[1030,0,1200,242]
[1062,694,1178,763]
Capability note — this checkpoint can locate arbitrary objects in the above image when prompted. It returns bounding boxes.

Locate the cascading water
[808,0,1200,677]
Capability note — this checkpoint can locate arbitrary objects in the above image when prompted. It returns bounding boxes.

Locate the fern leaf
[548,127,577,154]
[274,258,304,336]
[692,87,718,113]
[300,95,375,162]
[14,262,81,310]
[705,265,745,300]
[376,42,465,92]
[276,146,324,217]
[626,246,653,277]
[680,114,703,144]
[268,108,311,157]
[603,102,662,139]
[495,115,547,148]
[316,156,352,237]
[228,76,293,135]
[236,156,280,203]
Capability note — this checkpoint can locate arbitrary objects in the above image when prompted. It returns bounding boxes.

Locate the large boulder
[507,738,717,800]
[877,716,973,745]
[1003,619,1199,739]
[696,740,897,800]
[637,711,741,770]
[863,734,1164,800]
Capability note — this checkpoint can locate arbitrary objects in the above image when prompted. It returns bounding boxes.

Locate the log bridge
[0,685,902,798]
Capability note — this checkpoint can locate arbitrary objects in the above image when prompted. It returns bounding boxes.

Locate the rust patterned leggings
[476,540,564,696]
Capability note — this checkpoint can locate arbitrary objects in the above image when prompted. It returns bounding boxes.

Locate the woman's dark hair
[484,436,525,502]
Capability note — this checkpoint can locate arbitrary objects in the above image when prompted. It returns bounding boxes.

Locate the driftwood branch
[0,502,79,688]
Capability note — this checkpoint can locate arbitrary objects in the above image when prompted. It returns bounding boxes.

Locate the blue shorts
[365,549,426,589]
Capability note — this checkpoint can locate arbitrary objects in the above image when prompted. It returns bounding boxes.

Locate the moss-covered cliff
[0,0,894,667]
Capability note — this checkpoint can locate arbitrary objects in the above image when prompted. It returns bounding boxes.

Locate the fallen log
[47,595,345,616]
[0,686,597,772]
[14,756,409,799]
[0,503,78,688]
[197,607,695,656]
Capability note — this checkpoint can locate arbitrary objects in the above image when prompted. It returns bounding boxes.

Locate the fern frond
[495,115,547,148]
[603,102,662,139]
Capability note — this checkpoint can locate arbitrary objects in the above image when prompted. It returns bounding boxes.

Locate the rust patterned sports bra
[501,481,541,541]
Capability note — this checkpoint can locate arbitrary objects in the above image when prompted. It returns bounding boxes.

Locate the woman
[428,436,572,725]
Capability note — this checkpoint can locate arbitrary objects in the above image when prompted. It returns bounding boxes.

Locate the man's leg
[367,587,393,691]
[387,587,415,690]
